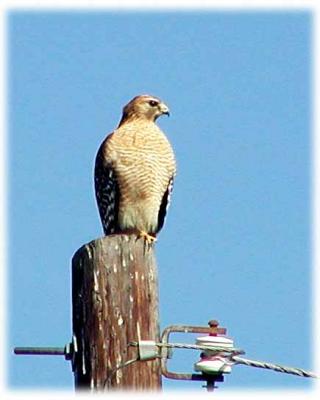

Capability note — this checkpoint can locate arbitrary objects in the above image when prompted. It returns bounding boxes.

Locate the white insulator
[196,335,234,348]
[194,356,232,374]
[196,335,234,356]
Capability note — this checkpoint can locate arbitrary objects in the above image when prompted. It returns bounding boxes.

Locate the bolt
[208,320,220,337]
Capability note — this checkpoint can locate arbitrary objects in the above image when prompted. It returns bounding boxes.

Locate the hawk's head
[119,95,170,126]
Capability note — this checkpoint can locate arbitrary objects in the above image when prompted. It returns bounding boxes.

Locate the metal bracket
[160,320,226,390]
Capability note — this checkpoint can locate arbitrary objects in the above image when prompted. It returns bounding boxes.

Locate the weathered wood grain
[71,234,161,391]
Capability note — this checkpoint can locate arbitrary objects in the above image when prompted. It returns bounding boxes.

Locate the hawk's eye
[149,100,158,107]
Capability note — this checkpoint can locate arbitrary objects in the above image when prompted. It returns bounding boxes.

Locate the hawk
[94,94,176,244]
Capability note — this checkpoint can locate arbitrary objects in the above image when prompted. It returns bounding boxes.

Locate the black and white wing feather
[94,142,119,235]
[157,176,174,234]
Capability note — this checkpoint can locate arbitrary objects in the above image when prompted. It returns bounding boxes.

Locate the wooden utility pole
[71,234,161,390]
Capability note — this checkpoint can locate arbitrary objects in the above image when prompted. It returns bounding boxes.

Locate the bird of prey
[94,94,176,244]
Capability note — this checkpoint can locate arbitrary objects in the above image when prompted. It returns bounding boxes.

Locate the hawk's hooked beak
[159,103,170,117]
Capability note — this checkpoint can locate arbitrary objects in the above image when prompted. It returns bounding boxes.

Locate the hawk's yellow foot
[137,231,157,245]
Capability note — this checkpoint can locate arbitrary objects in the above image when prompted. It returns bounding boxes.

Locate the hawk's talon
[137,231,157,246]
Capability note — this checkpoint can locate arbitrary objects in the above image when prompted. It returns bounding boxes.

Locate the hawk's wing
[156,176,174,234]
[94,140,120,235]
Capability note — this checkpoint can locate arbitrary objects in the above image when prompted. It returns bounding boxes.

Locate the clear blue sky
[8,10,312,392]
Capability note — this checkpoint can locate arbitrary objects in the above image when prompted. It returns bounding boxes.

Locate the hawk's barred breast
[104,121,175,233]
